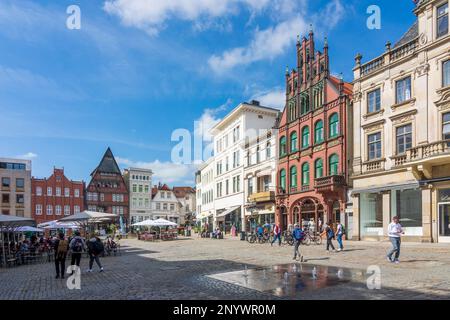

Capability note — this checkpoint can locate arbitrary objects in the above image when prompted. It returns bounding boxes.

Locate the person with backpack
[321,221,336,252]
[335,220,345,251]
[292,224,304,262]
[53,232,69,279]
[69,230,86,269]
[86,233,104,272]
[271,223,282,246]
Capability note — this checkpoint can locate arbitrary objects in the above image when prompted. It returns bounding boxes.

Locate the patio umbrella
[13,226,44,232]
[0,215,34,267]
[57,211,118,237]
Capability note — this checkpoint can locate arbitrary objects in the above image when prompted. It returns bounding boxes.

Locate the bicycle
[282,231,294,246]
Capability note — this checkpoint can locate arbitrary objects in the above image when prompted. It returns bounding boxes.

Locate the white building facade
[195,157,215,230]
[210,100,280,233]
[124,167,153,225]
[151,184,184,225]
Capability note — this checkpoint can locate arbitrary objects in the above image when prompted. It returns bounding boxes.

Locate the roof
[394,20,418,48]
[329,75,353,96]
[151,183,173,199]
[91,147,121,176]
[173,186,195,198]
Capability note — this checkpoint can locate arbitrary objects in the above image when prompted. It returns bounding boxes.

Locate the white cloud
[208,0,346,73]
[252,88,285,110]
[17,152,38,159]
[195,98,232,141]
[103,0,271,35]
[116,157,196,185]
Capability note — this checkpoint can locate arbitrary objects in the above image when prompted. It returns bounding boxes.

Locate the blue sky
[0,0,417,185]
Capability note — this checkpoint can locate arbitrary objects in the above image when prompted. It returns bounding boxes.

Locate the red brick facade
[85,148,129,226]
[275,31,353,230]
[31,168,85,224]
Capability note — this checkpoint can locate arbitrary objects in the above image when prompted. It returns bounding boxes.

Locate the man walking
[86,233,104,272]
[69,231,86,271]
[321,221,336,252]
[53,232,69,279]
[387,216,404,264]
[292,224,304,262]
[271,223,282,246]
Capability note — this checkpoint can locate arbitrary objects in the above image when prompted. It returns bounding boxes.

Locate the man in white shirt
[387,216,404,264]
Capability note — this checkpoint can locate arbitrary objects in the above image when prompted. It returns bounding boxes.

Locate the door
[438,203,450,243]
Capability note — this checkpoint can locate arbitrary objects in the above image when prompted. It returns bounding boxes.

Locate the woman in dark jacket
[86,233,104,272]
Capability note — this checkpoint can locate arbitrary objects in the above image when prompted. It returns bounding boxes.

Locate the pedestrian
[86,233,104,272]
[321,221,336,252]
[69,230,85,270]
[318,218,323,232]
[271,223,282,246]
[292,224,304,262]
[53,232,69,279]
[387,216,404,264]
[335,220,345,251]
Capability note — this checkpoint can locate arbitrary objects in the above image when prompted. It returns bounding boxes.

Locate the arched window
[290,166,297,188]
[329,154,339,175]
[279,136,287,157]
[315,158,323,178]
[314,120,324,144]
[279,169,286,191]
[301,126,309,148]
[329,113,339,138]
[290,132,298,152]
[301,163,310,186]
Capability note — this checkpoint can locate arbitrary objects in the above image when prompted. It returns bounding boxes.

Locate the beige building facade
[351,0,450,242]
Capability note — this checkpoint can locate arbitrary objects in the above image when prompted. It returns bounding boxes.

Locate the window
[55,205,62,215]
[16,178,24,189]
[266,142,271,159]
[132,184,137,192]
[279,136,287,156]
[290,132,298,152]
[145,199,149,208]
[56,187,61,196]
[170,204,175,211]
[329,154,339,175]
[35,204,42,215]
[64,188,70,197]
[279,169,286,191]
[315,159,323,178]
[329,113,339,138]
[74,189,80,198]
[47,187,52,196]
[138,185,143,193]
[144,185,149,193]
[2,194,9,204]
[395,76,411,104]
[163,203,168,211]
[74,206,80,214]
[290,166,297,188]
[156,203,161,210]
[396,124,412,154]
[391,189,422,227]
[233,151,240,168]
[161,192,165,198]
[16,194,24,204]
[248,179,253,195]
[256,147,260,163]
[64,205,70,215]
[360,193,383,236]
[100,193,104,201]
[46,205,53,215]
[444,112,450,144]
[444,60,450,87]
[314,120,324,144]
[16,210,24,217]
[437,3,448,38]
[233,126,240,142]
[368,132,382,160]
[167,192,171,198]
[2,177,10,188]
[367,88,381,113]
[301,163,310,186]
[36,186,42,196]
[225,179,229,195]
[302,126,309,148]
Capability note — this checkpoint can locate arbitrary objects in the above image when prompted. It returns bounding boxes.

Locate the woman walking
[86,233,104,272]
[321,221,336,252]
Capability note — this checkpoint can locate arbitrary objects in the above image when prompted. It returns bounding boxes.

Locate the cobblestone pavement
[1,236,450,300]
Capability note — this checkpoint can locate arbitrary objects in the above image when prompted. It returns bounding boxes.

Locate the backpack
[339,224,345,234]
[293,228,305,241]
[327,227,335,239]
[93,240,104,254]
[57,240,68,256]
[72,238,83,253]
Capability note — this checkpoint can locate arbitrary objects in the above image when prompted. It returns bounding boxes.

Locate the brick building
[31,168,84,224]
[85,147,129,227]
[275,30,353,231]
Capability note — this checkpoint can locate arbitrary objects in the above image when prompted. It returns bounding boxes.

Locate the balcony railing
[390,39,418,62]
[392,139,450,167]
[361,56,385,76]
[314,175,346,192]
[248,190,275,203]
[362,159,385,173]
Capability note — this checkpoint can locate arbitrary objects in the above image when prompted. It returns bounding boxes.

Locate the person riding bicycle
[292,224,305,262]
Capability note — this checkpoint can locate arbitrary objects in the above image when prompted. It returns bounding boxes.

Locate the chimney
[250,100,260,106]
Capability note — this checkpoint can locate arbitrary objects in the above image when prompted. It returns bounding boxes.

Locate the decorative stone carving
[419,33,428,46]
[353,91,363,103]
[389,109,417,124]
[435,86,450,111]
[415,63,430,77]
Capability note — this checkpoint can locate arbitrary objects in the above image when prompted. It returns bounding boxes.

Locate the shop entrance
[438,202,450,243]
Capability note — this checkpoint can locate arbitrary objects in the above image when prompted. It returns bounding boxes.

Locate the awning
[350,181,419,196]
[216,206,240,218]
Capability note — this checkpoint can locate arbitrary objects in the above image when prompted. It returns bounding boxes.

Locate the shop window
[391,189,422,228]
[360,193,383,236]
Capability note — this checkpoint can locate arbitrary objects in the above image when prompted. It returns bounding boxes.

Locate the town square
[1,0,450,304]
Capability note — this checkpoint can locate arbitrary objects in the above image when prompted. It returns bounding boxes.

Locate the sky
[0,0,418,186]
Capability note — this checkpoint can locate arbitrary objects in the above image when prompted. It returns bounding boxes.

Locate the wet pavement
[209,263,367,298]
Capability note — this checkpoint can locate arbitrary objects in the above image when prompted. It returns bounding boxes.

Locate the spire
[309,24,314,35]
[324,36,328,48]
